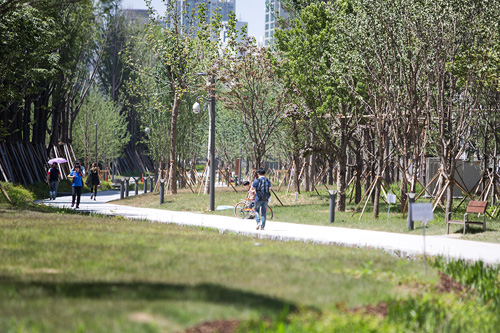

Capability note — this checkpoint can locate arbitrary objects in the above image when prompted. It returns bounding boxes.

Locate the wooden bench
[447,201,488,235]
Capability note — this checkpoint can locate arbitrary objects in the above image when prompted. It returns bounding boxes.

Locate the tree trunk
[293,155,300,193]
[445,182,453,220]
[336,157,347,211]
[355,145,362,204]
[23,97,31,142]
[304,159,310,192]
[373,132,384,219]
[168,94,180,194]
[328,159,334,185]
[336,119,348,211]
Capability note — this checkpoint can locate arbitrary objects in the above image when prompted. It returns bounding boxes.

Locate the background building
[264,0,288,46]
[176,0,247,44]
[177,0,234,27]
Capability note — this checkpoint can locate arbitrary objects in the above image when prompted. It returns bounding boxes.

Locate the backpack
[256,178,271,201]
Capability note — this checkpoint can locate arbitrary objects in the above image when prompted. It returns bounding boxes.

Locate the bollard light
[159,180,165,204]
[407,193,416,230]
[328,190,337,223]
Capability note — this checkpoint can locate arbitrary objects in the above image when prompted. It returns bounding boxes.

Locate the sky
[120,0,266,42]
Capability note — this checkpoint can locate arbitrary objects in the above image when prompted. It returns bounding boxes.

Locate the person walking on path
[71,160,86,177]
[251,168,272,230]
[86,163,101,200]
[68,164,84,209]
[47,163,60,200]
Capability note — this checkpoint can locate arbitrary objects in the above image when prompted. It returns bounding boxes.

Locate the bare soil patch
[435,271,470,297]
[186,319,240,333]
[351,302,389,317]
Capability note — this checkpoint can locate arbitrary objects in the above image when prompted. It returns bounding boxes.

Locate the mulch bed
[186,319,241,333]
[435,271,470,297]
[351,302,389,317]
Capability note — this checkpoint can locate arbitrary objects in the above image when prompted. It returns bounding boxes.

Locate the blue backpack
[256,178,271,201]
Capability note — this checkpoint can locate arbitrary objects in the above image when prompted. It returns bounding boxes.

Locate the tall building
[264,0,288,46]
[177,0,235,26]
[176,0,247,46]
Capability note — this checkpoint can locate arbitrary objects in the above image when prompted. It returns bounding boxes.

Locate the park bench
[447,200,488,235]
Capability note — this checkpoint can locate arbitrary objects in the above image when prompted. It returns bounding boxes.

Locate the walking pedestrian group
[49,159,101,209]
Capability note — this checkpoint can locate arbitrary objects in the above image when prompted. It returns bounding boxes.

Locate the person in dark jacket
[47,163,60,200]
[86,163,101,200]
[251,168,272,231]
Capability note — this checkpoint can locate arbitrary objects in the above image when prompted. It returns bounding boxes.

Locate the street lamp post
[112,129,115,181]
[94,123,98,164]
[193,74,216,211]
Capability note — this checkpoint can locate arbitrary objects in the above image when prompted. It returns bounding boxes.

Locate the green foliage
[240,262,500,332]
[433,257,500,306]
[214,102,247,164]
[386,294,499,332]
[0,5,58,103]
[0,207,434,331]
[242,293,500,332]
[99,180,113,190]
[0,182,34,205]
[216,19,287,168]
[72,87,130,166]
[240,308,399,332]
[124,0,222,168]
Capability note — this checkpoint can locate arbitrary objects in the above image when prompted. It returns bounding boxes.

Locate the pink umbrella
[48,157,68,164]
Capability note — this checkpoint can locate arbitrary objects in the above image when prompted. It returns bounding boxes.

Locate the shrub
[386,293,499,332]
[100,180,113,190]
[239,307,401,332]
[0,181,34,206]
[433,257,500,306]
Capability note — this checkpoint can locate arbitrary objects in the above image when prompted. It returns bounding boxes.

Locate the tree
[0,4,58,142]
[72,87,130,168]
[136,0,221,193]
[216,16,287,170]
[274,2,358,210]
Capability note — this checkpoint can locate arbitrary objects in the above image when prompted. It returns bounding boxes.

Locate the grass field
[0,203,439,332]
[113,186,500,244]
[2,180,500,332]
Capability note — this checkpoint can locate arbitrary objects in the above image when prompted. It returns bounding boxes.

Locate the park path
[40,190,500,265]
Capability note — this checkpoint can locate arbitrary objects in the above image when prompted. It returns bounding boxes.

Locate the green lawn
[114,186,500,243]
[0,204,437,332]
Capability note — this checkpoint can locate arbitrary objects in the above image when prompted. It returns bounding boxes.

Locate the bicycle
[234,198,273,220]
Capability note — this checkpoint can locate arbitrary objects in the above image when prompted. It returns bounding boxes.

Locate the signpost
[411,203,433,273]
[386,193,396,225]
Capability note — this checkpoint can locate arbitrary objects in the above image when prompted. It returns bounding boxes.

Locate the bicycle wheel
[267,205,273,220]
[234,201,252,219]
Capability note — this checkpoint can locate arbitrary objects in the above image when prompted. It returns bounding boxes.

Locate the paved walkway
[40,190,500,265]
